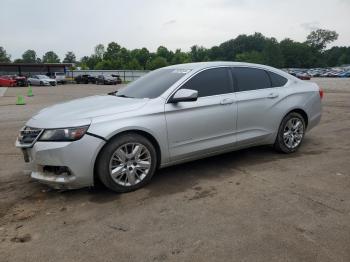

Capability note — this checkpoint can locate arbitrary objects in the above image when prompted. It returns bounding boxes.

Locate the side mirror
[169,89,198,103]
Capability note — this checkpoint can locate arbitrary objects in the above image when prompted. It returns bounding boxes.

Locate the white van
[47,72,66,84]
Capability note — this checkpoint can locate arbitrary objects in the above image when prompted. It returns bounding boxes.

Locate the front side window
[180,67,232,97]
[117,68,189,99]
[232,67,271,92]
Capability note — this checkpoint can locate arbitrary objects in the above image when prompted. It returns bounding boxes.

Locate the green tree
[146,56,168,70]
[208,46,224,60]
[126,58,142,70]
[171,49,191,64]
[157,46,173,62]
[236,51,265,64]
[104,42,121,61]
[131,48,150,69]
[22,49,37,63]
[190,45,209,62]
[42,51,60,63]
[63,51,76,63]
[306,29,339,51]
[94,60,114,70]
[0,46,11,62]
[94,44,105,60]
[324,47,350,66]
[262,38,284,67]
[338,51,350,65]
[280,38,318,68]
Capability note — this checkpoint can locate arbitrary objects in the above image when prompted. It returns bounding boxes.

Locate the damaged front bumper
[16,134,106,189]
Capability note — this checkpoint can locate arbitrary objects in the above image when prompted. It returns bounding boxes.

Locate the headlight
[39,126,89,141]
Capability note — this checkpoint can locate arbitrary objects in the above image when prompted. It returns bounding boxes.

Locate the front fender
[87,102,170,165]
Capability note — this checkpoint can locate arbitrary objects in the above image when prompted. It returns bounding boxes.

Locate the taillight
[319,88,324,99]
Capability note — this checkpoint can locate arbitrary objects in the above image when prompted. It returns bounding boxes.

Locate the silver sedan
[16,62,322,192]
[27,75,57,86]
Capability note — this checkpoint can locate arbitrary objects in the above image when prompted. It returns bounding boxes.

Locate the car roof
[164,61,294,79]
[165,61,274,70]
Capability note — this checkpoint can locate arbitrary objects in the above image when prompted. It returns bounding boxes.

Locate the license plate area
[22,148,30,162]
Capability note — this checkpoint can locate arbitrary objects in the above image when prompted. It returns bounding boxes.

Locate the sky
[1,0,349,60]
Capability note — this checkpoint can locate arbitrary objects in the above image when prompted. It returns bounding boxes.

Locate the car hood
[26,95,149,128]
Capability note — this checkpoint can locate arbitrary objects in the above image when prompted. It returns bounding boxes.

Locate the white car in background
[47,72,66,84]
[27,75,57,86]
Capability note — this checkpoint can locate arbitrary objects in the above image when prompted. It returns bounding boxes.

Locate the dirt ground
[0,79,349,262]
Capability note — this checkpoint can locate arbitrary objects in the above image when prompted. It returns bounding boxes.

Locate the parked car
[27,75,57,86]
[296,73,311,80]
[46,72,67,84]
[111,74,123,84]
[74,74,96,84]
[96,75,118,85]
[1,75,28,87]
[0,76,16,87]
[16,62,322,193]
[338,71,350,78]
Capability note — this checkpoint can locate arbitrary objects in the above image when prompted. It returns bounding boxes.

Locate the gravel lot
[0,79,349,262]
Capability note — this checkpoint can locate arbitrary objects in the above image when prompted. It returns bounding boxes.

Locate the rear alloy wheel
[274,112,305,153]
[96,133,157,192]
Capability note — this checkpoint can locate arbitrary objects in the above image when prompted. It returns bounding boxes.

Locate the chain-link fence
[66,70,149,82]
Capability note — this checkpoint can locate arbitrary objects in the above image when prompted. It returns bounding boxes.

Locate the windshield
[37,75,50,79]
[116,68,190,99]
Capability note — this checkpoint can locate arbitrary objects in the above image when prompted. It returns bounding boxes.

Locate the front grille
[18,126,43,145]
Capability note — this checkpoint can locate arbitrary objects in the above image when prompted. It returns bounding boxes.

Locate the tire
[274,112,306,153]
[39,81,43,86]
[96,133,157,193]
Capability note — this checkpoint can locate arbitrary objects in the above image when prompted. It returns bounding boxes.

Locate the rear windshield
[117,68,189,99]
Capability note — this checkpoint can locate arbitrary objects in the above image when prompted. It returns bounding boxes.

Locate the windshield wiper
[116,94,134,98]
[108,90,117,95]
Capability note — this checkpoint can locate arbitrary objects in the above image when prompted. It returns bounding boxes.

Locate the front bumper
[16,134,106,189]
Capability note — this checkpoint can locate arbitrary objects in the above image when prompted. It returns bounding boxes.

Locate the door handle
[220,98,235,105]
[267,92,279,99]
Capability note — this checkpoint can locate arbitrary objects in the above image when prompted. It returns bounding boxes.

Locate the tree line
[1,29,349,70]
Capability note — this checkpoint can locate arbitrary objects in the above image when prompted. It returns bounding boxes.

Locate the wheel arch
[285,108,309,128]
[93,129,162,186]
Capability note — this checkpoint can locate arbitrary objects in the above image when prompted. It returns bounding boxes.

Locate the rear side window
[267,71,288,87]
[181,67,232,97]
[232,67,271,92]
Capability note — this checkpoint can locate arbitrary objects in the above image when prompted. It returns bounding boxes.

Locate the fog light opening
[43,166,71,176]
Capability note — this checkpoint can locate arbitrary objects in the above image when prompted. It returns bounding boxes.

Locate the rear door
[165,67,237,161]
[232,67,287,146]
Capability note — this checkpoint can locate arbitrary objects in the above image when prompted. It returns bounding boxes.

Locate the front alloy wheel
[96,133,157,192]
[109,143,151,187]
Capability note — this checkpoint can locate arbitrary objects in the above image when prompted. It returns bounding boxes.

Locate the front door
[165,67,237,162]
